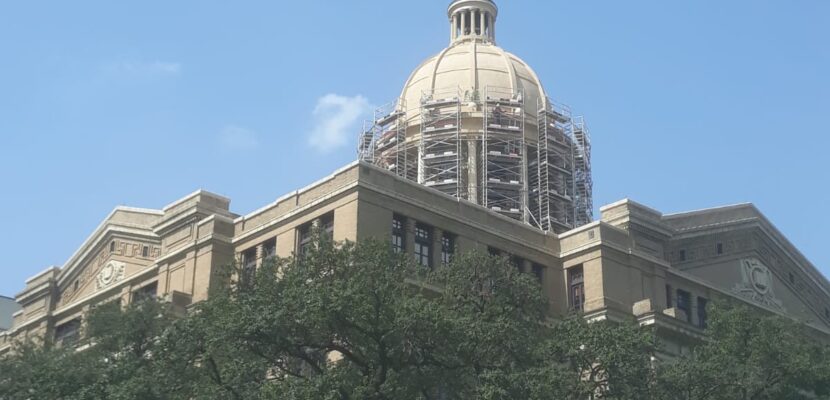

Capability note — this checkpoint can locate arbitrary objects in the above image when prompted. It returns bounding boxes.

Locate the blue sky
[0,0,828,296]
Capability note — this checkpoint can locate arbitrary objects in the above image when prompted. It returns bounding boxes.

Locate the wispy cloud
[218,125,260,151]
[308,94,373,154]
[102,60,183,77]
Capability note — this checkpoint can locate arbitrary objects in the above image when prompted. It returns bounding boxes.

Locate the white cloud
[103,60,183,77]
[218,125,260,151]
[308,94,373,154]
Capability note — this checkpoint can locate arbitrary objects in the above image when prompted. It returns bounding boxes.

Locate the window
[665,285,673,308]
[297,222,313,256]
[240,247,258,286]
[320,213,334,241]
[676,290,692,323]
[55,319,81,346]
[74,280,79,291]
[697,297,708,329]
[414,223,433,268]
[132,282,158,303]
[392,215,406,253]
[142,245,150,258]
[532,264,544,283]
[716,243,723,255]
[510,255,524,273]
[441,232,455,265]
[569,266,585,312]
[263,238,277,260]
[110,241,116,253]
[825,308,830,320]
[678,250,686,262]
[789,272,795,285]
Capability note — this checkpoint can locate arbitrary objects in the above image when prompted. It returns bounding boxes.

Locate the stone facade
[2,162,829,357]
[0,296,21,332]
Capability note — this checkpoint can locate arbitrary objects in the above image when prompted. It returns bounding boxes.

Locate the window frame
[413,223,433,268]
[676,289,692,323]
[392,215,406,253]
[132,281,158,304]
[440,232,455,265]
[697,297,708,329]
[569,266,585,312]
[54,319,82,346]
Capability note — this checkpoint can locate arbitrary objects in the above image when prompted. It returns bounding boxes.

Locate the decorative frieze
[732,258,784,311]
[95,261,126,290]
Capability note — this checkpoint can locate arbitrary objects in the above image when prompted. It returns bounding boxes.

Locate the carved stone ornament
[96,261,126,290]
[732,258,784,311]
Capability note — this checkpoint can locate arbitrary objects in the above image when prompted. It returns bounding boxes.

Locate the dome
[399,41,548,124]
[358,0,593,234]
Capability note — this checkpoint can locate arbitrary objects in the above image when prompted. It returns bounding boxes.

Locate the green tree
[161,238,554,399]
[656,303,830,400]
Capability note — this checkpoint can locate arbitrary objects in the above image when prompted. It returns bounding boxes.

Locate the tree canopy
[1,236,828,399]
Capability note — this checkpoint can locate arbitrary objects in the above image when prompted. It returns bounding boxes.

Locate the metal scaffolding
[535,99,575,232]
[482,86,526,220]
[358,89,593,234]
[572,116,594,227]
[420,88,464,199]
[359,99,414,181]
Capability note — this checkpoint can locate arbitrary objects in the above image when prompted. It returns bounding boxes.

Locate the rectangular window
[263,238,277,260]
[510,255,524,273]
[666,285,673,308]
[297,222,313,256]
[678,250,686,262]
[132,281,158,303]
[110,241,116,253]
[532,263,544,283]
[240,247,258,286]
[55,319,81,346]
[392,215,406,253]
[677,289,692,323]
[716,243,723,255]
[320,212,334,241]
[241,247,257,270]
[697,297,708,329]
[142,245,149,258]
[414,223,433,268]
[441,232,455,265]
[569,266,585,312]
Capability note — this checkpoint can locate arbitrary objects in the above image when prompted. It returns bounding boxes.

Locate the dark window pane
[392,215,406,253]
[441,233,455,265]
[569,266,585,312]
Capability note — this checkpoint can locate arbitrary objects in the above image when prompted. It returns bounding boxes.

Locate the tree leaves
[1,236,828,399]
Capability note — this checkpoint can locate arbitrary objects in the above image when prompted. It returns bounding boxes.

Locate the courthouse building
[2,0,829,357]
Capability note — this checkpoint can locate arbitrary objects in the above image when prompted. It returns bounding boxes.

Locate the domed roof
[400,41,548,121]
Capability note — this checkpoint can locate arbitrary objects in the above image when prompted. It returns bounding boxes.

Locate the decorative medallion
[732,258,784,311]
[96,261,126,290]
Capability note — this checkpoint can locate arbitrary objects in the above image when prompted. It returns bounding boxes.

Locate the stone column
[451,14,457,40]
[461,11,467,37]
[479,10,485,37]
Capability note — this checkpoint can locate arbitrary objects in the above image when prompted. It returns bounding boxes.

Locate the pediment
[58,236,161,307]
[689,255,830,329]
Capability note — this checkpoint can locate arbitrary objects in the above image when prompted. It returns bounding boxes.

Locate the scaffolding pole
[482,86,525,221]
[536,98,576,232]
[420,88,463,199]
[572,116,594,226]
